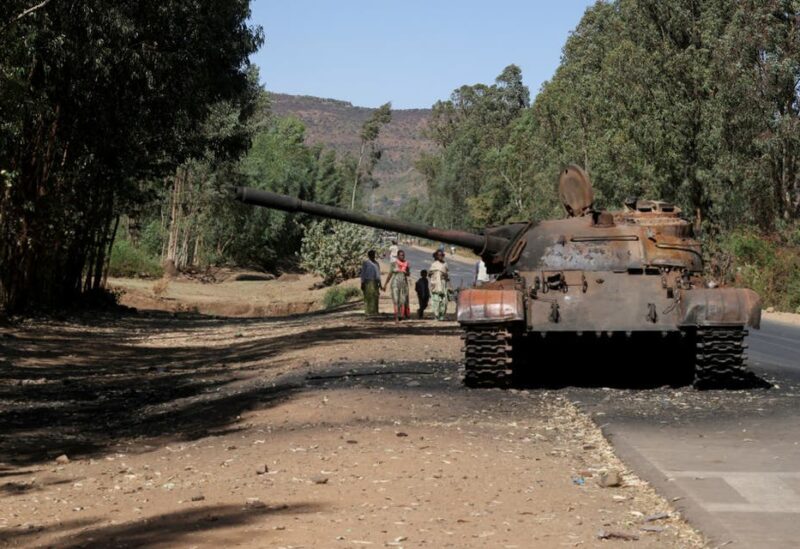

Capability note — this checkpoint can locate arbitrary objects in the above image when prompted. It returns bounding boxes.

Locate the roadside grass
[323,286,362,309]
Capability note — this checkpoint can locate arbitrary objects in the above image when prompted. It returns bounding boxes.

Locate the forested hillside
[270,94,432,211]
[410,0,800,310]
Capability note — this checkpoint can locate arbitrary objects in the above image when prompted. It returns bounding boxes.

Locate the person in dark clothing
[415,269,430,319]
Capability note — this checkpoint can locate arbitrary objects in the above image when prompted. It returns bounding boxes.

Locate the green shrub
[717,230,800,313]
[301,220,384,285]
[323,286,362,309]
[140,219,166,258]
[109,239,163,278]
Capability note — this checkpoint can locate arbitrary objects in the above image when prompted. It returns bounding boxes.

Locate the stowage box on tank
[233,165,761,389]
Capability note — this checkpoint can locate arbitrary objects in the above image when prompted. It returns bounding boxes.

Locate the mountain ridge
[269,92,433,211]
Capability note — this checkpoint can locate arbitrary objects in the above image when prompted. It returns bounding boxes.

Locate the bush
[109,239,164,278]
[140,219,166,258]
[715,230,800,313]
[301,220,384,285]
[323,286,362,309]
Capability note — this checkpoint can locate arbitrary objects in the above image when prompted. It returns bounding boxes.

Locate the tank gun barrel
[233,187,509,255]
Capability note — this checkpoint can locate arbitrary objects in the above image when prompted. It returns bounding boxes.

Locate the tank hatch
[558,165,594,217]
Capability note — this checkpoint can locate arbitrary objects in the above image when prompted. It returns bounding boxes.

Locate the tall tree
[351,103,392,209]
[0,0,263,312]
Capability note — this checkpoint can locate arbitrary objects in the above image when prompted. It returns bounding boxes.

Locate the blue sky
[249,1,596,109]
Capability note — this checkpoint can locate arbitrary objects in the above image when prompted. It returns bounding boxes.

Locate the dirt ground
[108,271,358,318]
[0,280,705,548]
[762,309,800,326]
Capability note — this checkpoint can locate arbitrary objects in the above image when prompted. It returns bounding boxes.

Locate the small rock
[643,512,670,522]
[582,444,596,451]
[406,380,421,387]
[396,432,408,437]
[596,469,622,488]
[766,306,775,313]
[640,525,666,533]
[256,465,269,475]
[346,440,358,444]
[246,497,266,508]
[227,445,237,450]
[191,495,205,502]
[55,454,70,465]
[311,474,329,485]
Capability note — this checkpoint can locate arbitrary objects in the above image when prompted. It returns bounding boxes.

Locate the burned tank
[233,165,761,389]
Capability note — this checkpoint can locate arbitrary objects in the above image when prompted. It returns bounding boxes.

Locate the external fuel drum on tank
[233,166,761,389]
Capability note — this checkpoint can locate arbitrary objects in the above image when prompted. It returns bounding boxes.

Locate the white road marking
[668,471,800,513]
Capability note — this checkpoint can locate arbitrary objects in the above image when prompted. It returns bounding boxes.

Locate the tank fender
[678,288,761,329]
[457,288,525,324]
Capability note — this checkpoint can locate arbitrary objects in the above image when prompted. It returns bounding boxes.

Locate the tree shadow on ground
[3,502,322,548]
[0,308,460,466]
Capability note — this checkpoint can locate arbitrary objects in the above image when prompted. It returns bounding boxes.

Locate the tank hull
[457,273,760,332]
[457,276,761,389]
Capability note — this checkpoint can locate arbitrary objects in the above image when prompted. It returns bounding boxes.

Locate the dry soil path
[0,300,701,548]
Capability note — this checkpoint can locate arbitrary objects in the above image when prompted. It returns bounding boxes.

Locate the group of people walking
[360,242,450,322]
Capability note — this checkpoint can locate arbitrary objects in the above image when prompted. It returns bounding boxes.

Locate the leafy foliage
[715,229,800,312]
[351,102,392,208]
[300,221,382,285]
[420,2,800,236]
[108,239,163,279]
[0,0,263,312]
[323,286,363,309]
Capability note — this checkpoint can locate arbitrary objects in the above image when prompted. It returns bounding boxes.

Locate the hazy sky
[249,1,595,109]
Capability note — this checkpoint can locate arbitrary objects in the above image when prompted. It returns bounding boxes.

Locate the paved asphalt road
[417,249,800,547]
[402,246,478,289]
[573,322,800,548]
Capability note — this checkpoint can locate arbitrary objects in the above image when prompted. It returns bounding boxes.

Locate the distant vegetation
[270,94,432,212]
[108,240,164,279]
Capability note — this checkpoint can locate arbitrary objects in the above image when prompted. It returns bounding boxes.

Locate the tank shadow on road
[511,333,772,391]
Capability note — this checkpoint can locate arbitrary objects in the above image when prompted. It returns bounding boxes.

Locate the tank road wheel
[462,326,517,388]
[693,327,751,389]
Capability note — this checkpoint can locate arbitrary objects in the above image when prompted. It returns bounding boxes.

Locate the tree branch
[5,0,52,30]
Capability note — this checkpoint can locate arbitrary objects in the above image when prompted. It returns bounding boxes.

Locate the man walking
[429,250,449,321]
[360,250,381,317]
[415,269,430,319]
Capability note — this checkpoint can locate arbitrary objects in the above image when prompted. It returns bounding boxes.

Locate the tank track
[693,327,751,389]
[462,326,516,388]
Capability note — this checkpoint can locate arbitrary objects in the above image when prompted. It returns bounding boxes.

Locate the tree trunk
[351,141,366,209]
